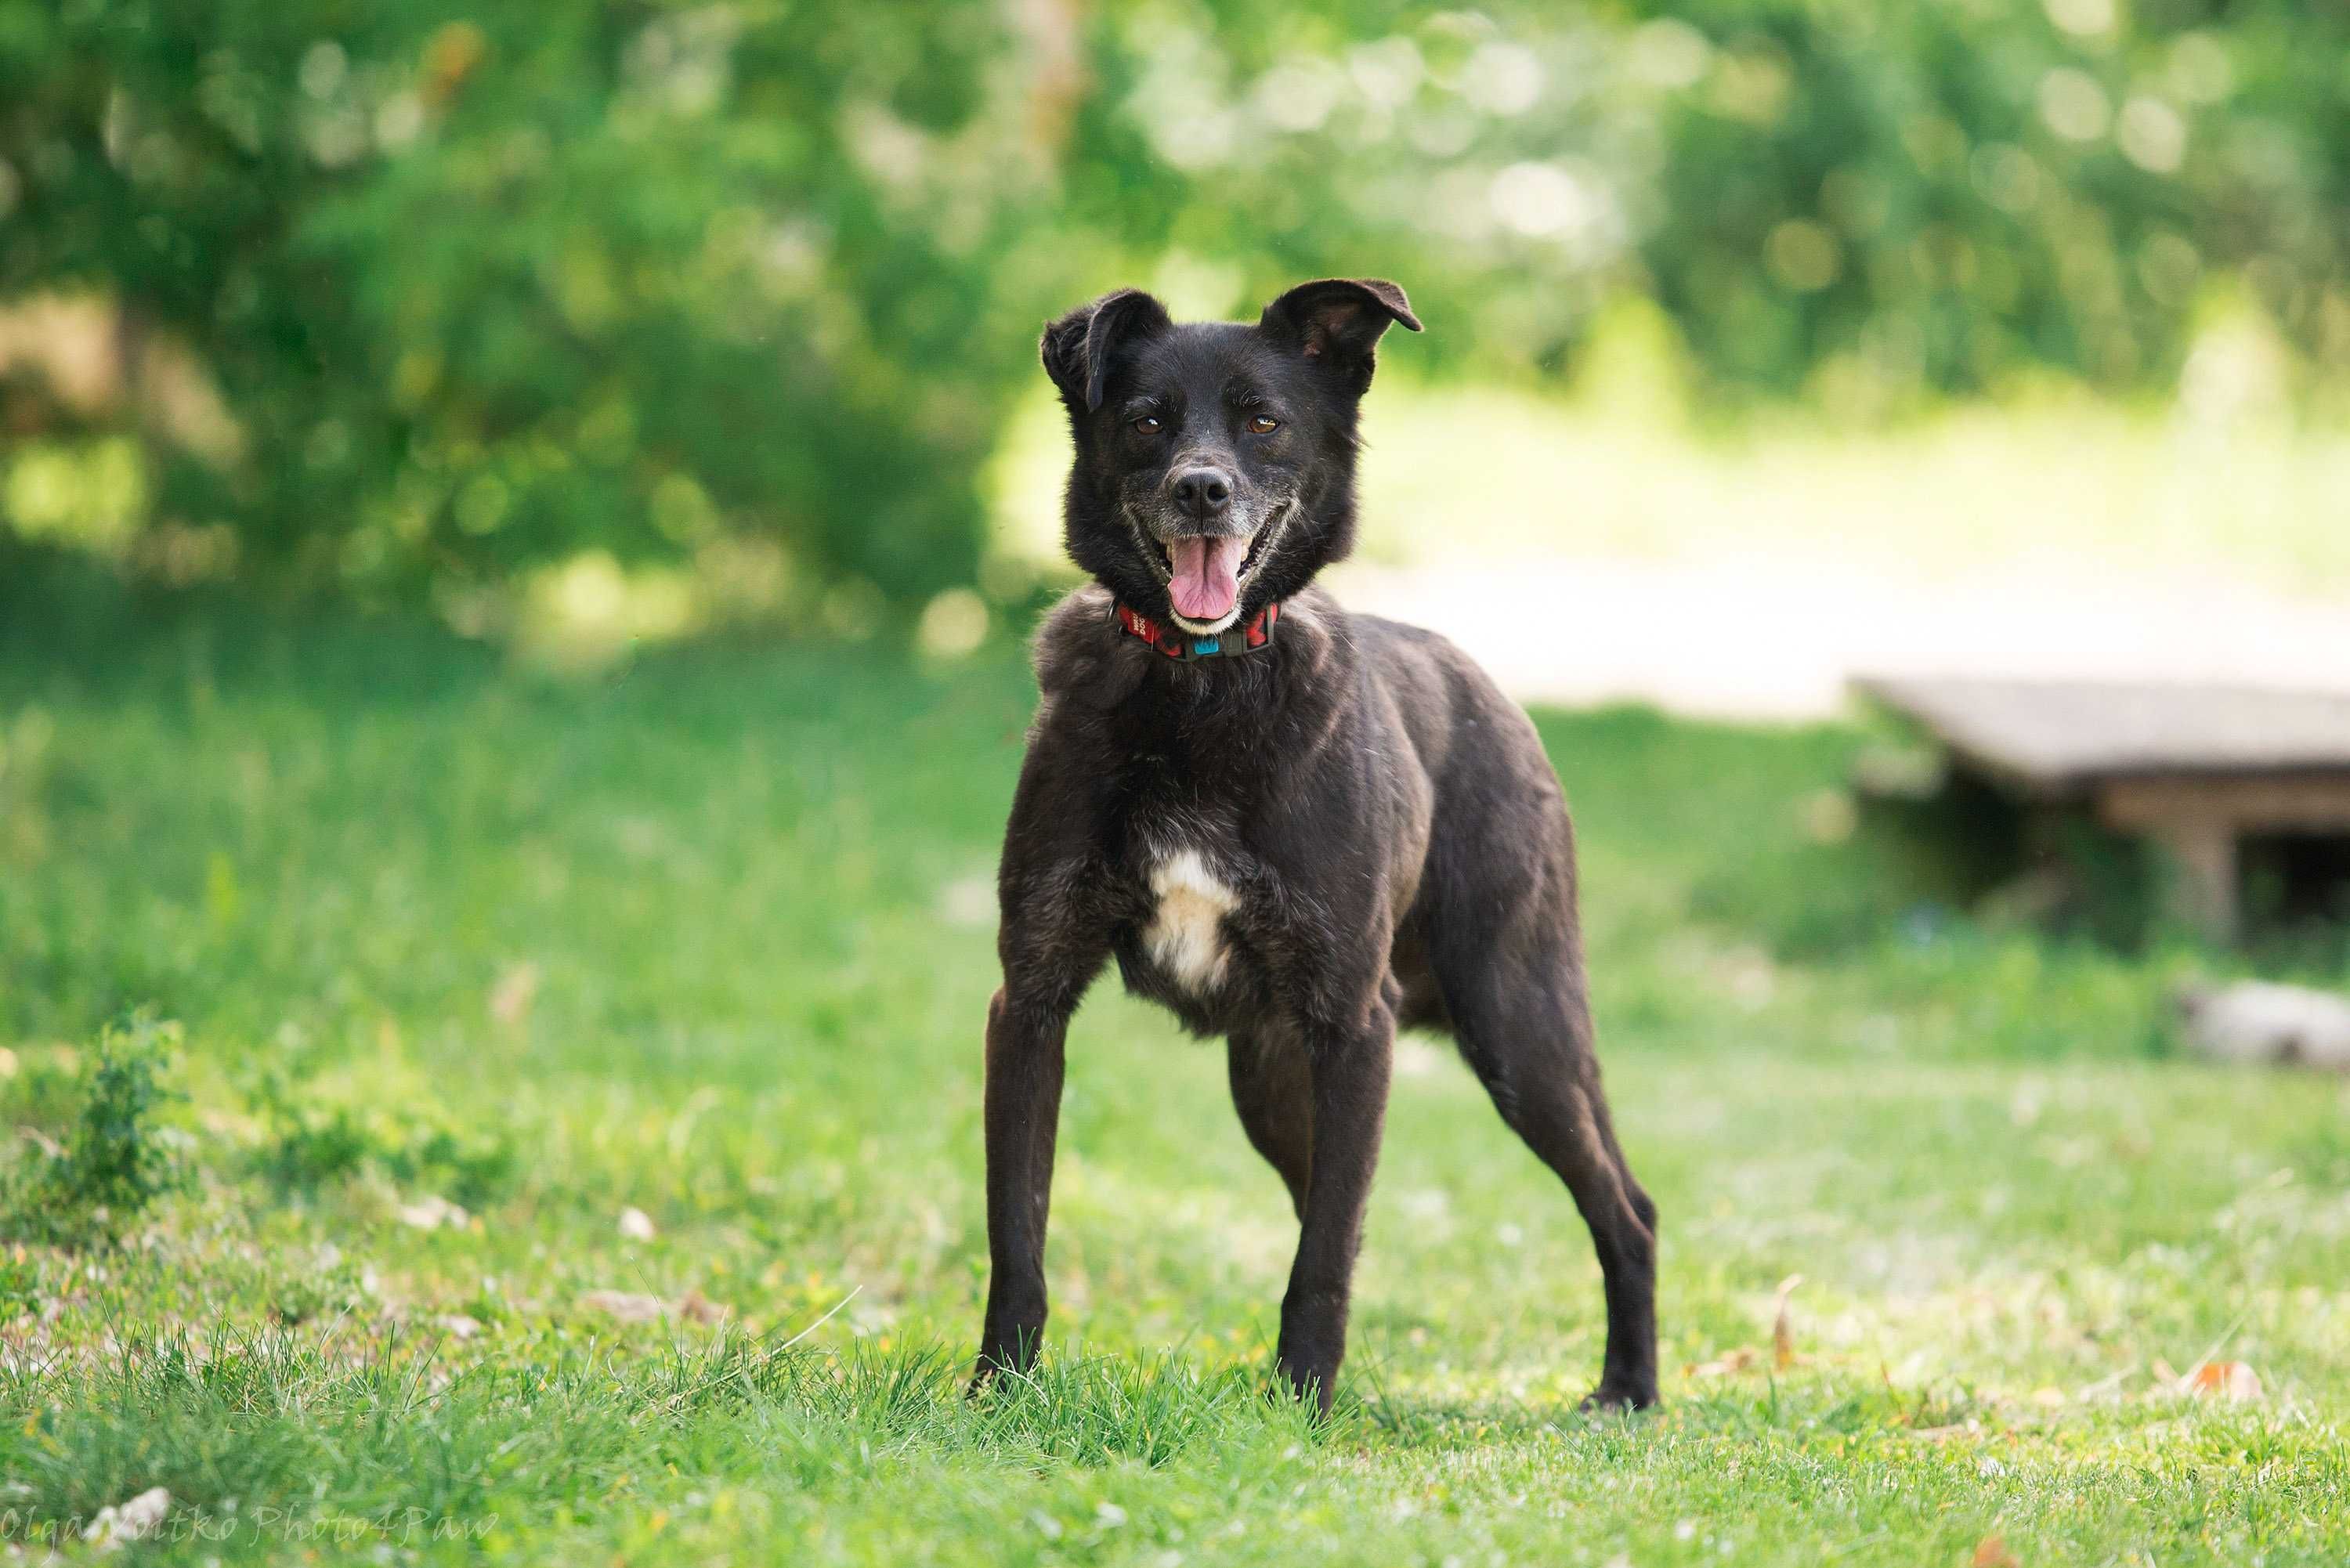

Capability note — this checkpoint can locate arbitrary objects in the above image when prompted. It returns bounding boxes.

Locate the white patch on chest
[1144,848,1238,993]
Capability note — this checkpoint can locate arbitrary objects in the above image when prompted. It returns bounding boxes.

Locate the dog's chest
[1141,847,1240,994]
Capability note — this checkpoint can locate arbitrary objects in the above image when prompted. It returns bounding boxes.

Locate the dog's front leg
[971,985,1072,1392]
[1275,997,1395,1416]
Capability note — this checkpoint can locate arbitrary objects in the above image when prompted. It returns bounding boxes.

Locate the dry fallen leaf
[490,960,540,1026]
[396,1194,468,1231]
[1683,1346,1760,1378]
[84,1487,171,1550]
[618,1206,657,1241]
[1772,1274,1805,1370]
[580,1289,670,1324]
[2186,1360,2263,1401]
[579,1288,728,1326]
[1970,1533,2019,1568]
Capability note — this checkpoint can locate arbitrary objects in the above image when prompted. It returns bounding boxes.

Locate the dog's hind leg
[1227,1025,1313,1219]
[1437,937,1659,1411]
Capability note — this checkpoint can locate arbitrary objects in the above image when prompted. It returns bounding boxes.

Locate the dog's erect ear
[1260,279,1423,382]
[1040,289,1175,414]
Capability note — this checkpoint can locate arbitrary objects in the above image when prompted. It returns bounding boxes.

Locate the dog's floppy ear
[1260,278,1423,386]
[1040,289,1175,414]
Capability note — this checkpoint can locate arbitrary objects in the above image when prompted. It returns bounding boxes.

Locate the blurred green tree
[2,1,2345,620]
[1061,0,2350,406]
[0,0,1090,618]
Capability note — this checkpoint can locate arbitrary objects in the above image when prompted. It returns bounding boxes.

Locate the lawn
[1,580,2346,1564]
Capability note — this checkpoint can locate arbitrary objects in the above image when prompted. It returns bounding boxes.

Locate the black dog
[972,279,1658,1413]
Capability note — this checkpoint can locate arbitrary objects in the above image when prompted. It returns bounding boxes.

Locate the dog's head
[1042,279,1421,636]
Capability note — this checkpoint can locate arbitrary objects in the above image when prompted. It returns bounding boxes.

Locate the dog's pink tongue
[1168,536,1246,621]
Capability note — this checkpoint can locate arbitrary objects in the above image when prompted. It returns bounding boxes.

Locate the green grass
[1,585,2347,1564]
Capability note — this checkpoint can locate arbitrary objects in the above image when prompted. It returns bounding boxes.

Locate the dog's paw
[1271,1358,1340,1418]
[1577,1380,1658,1414]
[967,1337,1038,1400]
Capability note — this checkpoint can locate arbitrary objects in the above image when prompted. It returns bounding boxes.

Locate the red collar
[1116,600,1280,661]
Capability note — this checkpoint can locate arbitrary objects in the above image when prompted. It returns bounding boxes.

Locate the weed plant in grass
[0,577,2344,1563]
[0,1015,186,1248]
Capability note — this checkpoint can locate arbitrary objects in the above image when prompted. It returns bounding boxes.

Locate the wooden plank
[2099,775,2350,835]
[1855,677,2350,793]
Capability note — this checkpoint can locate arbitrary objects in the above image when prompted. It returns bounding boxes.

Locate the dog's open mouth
[1158,508,1283,628]
[1162,533,1256,623]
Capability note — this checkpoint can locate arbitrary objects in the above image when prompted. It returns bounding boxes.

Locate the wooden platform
[1855,677,2350,940]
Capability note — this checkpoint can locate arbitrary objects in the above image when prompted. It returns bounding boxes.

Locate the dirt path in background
[1328,555,2350,721]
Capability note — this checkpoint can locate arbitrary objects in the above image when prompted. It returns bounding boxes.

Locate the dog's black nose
[1170,467,1232,522]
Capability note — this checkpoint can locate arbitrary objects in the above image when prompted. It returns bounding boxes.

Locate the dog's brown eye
[1246,414,1279,435]
[1132,415,1162,435]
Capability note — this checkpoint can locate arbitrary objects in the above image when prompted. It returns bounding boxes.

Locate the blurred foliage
[1078,0,2350,404]
[251,1064,519,1208]
[0,0,1090,622]
[2,0,2346,621]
